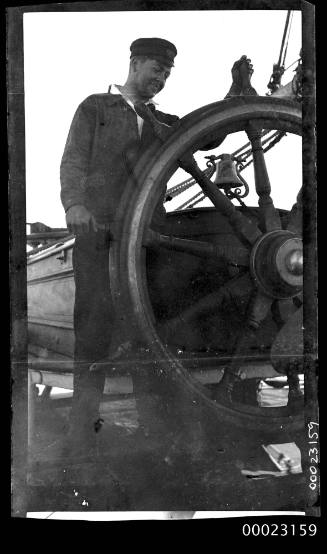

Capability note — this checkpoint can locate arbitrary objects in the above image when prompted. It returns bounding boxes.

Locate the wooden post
[8,6,28,518]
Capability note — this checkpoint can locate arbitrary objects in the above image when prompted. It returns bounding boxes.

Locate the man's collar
[108,84,158,107]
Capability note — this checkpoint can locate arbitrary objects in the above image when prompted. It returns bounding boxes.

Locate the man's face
[132,58,172,100]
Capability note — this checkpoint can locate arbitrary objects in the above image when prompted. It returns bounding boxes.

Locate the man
[60,38,181,458]
[60,38,255,459]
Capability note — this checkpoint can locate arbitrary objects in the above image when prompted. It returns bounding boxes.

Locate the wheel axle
[250,230,303,299]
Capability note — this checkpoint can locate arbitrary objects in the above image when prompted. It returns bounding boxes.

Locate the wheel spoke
[271,298,299,328]
[270,306,303,375]
[158,272,253,340]
[178,154,261,246]
[213,290,273,403]
[135,102,262,246]
[144,228,250,265]
[246,290,273,330]
[287,187,303,235]
[246,122,282,232]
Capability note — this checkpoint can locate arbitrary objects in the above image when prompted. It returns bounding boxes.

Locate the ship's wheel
[109,96,304,436]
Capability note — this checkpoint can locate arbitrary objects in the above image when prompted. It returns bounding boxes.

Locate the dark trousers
[69,230,175,445]
[69,230,112,443]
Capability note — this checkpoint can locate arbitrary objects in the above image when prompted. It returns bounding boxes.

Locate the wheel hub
[250,230,303,299]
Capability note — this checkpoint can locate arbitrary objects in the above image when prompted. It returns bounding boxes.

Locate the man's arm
[60,96,98,234]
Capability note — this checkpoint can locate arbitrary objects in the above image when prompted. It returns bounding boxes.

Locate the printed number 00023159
[242,524,317,536]
[308,422,319,492]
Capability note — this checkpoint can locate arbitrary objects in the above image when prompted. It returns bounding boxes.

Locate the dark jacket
[60,92,179,223]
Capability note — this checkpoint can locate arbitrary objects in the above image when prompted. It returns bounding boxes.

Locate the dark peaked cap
[130,38,177,67]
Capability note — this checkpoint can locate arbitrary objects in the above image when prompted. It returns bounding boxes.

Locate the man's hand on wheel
[229,55,256,96]
[232,55,254,84]
[66,204,98,235]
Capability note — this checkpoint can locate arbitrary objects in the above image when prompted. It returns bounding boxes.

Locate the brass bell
[214,154,244,188]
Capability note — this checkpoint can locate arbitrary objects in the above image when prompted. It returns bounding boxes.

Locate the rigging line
[232,130,271,157]
[284,57,301,73]
[282,10,294,68]
[177,190,204,211]
[175,131,283,210]
[239,131,287,170]
[184,194,206,210]
[165,165,215,198]
[177,133,285,210]
[168,128,280,202]
[278,10,292,68]
[236,131,282,163]
[166,176,197,197]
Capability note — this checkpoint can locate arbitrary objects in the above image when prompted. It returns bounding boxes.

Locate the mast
[267,10,294,95]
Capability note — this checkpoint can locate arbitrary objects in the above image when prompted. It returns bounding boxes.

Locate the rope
[176,190,204,211]
[165,165,215,201]
[236,131,282,164]
[183,193,206,210]
[239,131,287,170]
[284,57,301,74]
[232,130,271,158]
[165,175,199,199]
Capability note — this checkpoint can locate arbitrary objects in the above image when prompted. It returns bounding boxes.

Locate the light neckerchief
[110,84,158,137]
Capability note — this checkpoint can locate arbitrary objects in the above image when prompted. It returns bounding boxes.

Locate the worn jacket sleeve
[60,96,97,212]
